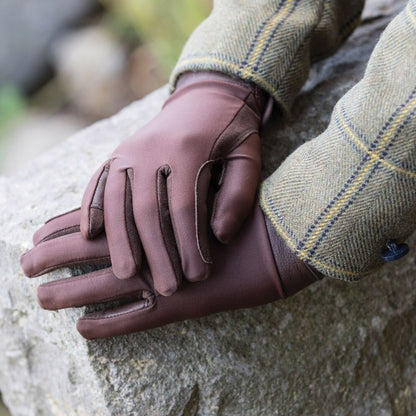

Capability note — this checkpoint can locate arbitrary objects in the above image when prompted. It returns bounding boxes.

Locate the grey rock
[0,0,96,91]
[0,1,414,415]
[0,111,87,176]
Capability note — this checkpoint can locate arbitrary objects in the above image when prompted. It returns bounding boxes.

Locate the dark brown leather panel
[265,216,323,297]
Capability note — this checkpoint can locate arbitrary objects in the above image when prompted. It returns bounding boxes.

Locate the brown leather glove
[81,73,265,295]
[80,72,266,295]
[21,205,322,339]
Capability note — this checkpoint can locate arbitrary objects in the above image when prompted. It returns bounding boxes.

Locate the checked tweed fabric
[170,0,365,115]
[171,0,416,280]
[261,1,416,280]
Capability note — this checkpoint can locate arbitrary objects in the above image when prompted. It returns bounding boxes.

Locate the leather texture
[171,0,416,281]
[21,205,322,339]
[80,72,265,296]
[265,217,322,296]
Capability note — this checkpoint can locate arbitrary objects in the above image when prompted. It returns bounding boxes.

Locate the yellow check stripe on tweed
[261,0,416,279]
[171,0,365,113]
[260,184,365,278]
[406,1,416,27]
[298,94,416,262]
[335,104,416,178]
[171,57,290,114]
[241,0,296,78]
[260,80,416,279]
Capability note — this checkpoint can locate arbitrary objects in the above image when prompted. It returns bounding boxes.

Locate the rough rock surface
[0,1,414,415]
[0,111,87,176]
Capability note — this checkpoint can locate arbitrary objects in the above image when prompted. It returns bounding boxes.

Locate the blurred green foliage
[0,85,26,163]
[0,85,26,137]
[102,0,212,77]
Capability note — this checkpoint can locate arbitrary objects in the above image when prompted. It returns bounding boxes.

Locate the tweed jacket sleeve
[261,0,416,280]
[170,0,365,115]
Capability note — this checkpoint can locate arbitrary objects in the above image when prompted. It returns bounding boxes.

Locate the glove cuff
[176,71,269,116]
[264,216,323,297]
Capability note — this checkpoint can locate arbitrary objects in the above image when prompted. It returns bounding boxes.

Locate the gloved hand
[80,72,266,295]
[21,205,322,339]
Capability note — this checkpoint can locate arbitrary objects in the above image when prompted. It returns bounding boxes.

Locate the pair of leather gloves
[20,72,322,339]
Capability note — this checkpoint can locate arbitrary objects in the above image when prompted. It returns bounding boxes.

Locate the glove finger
[33,208,81,246]
[104,166,142,280]
[80,160,110,239]
[37,267,150,310]
[169,166,211,282]
[21,231,110,278]
[132,166,181,296]
[76,287,209,339]
[211,133,261,243]
[77,206,281,339]
[77,295,155,339]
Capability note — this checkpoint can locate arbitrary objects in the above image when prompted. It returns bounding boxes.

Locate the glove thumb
[211,133,261,243]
